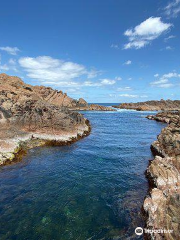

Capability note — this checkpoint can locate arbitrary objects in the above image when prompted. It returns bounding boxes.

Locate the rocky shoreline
[143,111,180,240]
[113,100,180,111]
[0,73,114,112]
[0,73,93,166]
[0,104,91,166]
[0,73,117,166]
[0,121,91,166]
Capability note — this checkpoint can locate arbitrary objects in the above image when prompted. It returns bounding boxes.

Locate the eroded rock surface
[0,73,114,111]
[113,100,180,111]
[0,73,92,165]
[144,111,180,240]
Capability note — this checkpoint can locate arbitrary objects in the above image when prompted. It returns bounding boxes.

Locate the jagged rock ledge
[0,73,115,112]
[0,101,91,166]
[143,111,180,240]
[0,73,93,166]
[0,121,91,166]
[113,100,180,111]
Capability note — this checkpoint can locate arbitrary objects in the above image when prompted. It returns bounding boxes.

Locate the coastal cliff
[0,73,95,165]
[0,73,114,112]
[113,100,180,111]
[144,111,180,239]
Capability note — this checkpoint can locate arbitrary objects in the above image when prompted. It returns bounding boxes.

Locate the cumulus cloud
[123,17,172,49]
[19,56,99,86]
[19,56,119,89]
[124,60,132,65]
[164,0,180,18]
[0,46,20,55]
[150,72,180,88]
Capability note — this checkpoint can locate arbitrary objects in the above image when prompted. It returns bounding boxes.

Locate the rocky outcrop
[0,73,92,166]
[144,111,180,239]
[113,100,180,111]
[0,73,114,111]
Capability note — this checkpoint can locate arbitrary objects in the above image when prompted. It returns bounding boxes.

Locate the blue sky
[0,0,180,103]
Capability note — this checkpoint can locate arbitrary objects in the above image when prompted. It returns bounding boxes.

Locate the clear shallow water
[0,110,166,240]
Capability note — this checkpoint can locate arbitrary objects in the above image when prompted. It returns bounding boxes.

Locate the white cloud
[164,35,176,42]
[43,81,80,87]
[150,72,180,88]
[87,69,99,79]
[19,56,99,86]
[128,77,132,80]
[124,60,132,65]
[117,87,132,91]
[0,46,20,55]
[124,40,148,49]
[154,73,159,77]
[151,79,169,85]
[118,94,138,98]
[164,0,180,18]
[100,79,116,85]
[165,46,173,50]
[162,72,180,78]
[19,57,118,88]
[0,64,9,71]
[157,83,174,88]
[83,81,101,87]
[109,93,148,98]
[82,78,117,87]
[0,56,18,72]
[124,17,172,49]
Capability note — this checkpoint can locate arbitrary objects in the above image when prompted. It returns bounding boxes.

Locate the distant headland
[113,100,180,111]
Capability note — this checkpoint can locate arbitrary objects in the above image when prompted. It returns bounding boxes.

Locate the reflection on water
[0,111,165,240]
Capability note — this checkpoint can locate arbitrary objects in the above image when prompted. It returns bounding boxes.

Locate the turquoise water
[0,110,165,240]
